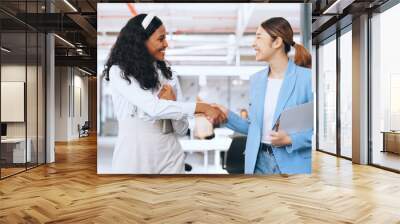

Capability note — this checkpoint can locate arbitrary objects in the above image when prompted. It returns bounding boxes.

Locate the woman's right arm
[109,68,195,121]
[225,111,250,135]
[109,67,225,123]
[212,104,249,135]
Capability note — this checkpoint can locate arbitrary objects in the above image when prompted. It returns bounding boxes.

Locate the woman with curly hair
[103,14,226,174]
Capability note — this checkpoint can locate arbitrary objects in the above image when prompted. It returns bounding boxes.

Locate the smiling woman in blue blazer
[216,17,313,174]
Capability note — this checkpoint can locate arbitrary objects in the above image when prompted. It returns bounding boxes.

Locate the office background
[0,1,46,178]
[1,1,400,223]
[0,0,97,179]
[1,0,399,177]
[313,0,400,172]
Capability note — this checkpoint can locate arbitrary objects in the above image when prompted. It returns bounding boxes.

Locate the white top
[261,78,283,144]
[108,65,196,135]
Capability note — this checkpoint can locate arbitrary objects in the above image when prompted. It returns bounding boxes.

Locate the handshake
[196,102,228,125]
[158,84,228,125]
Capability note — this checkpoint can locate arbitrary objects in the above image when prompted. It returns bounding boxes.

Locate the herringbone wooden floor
[1,135,400,223]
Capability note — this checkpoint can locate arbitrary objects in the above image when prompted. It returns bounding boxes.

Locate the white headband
[142,13,155,30]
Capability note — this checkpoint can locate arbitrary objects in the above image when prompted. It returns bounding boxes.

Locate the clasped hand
[158,84,176,101]
[158,84,228,125]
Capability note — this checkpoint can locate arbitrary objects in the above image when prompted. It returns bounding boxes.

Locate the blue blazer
[225,59,313,174]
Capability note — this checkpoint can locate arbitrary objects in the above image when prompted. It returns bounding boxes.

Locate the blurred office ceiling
[97,3,305,77]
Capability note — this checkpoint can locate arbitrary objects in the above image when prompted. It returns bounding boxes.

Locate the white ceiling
[98,3,301,34]
[97,3,304,76]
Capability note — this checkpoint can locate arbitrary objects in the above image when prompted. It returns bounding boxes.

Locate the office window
[318,37,337,154]
[371,3,400,171]
[339,29,352,158]
[0,1,46,179]
[1,31,28,177]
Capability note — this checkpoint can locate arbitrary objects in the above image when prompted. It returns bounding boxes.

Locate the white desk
[1,138,31,163]
[179,137,232,171]
[214,128,234,137]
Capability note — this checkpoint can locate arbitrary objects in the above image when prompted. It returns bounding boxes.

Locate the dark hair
[103,14,172,90]
[261,17,311,68]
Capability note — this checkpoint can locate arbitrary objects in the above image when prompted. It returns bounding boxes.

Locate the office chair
[79,121,90,138]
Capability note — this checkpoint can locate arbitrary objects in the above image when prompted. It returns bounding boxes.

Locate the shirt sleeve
[109,66,196,121]
[224,110,250,135]
[171,75,189,136]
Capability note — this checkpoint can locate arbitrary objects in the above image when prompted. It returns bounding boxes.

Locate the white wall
[1,65,25,132]
[55,66,68,141]
[72,73,89,138]
[1,65,37,138]
[55,67,89,141]
[1,63,46,164]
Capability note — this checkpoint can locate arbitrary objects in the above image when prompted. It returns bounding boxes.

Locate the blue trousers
[254,143,281,174]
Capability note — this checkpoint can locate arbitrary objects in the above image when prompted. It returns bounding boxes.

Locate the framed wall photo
[1,81,25,122]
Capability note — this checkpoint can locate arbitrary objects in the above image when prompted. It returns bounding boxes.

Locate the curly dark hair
[102,14,172,90]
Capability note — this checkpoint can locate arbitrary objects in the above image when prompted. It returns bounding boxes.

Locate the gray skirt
[111,117,185,174]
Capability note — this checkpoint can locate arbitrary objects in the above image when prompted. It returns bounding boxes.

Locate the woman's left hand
[269,131,292,147]
[158,84,176,101]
